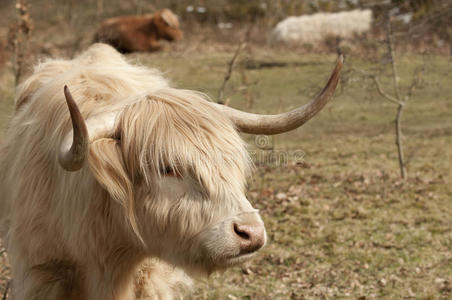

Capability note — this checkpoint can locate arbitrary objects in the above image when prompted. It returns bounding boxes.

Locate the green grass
[1,49,451,299]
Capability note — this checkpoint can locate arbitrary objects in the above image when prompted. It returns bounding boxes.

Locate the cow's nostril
[232,221,266,255]
[234,223,251,240]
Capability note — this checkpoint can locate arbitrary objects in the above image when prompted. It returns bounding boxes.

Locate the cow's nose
[233,221,266,254]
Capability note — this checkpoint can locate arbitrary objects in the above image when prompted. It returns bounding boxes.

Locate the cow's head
[58,45,342,275]
[152,9,183,41]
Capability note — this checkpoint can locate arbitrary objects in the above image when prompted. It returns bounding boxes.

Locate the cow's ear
[160,14,169,26]
[88,138,133,206]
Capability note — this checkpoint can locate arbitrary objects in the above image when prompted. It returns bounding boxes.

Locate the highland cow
[270,9,372,46]
[0,43,342,299]
[94,9,182,53]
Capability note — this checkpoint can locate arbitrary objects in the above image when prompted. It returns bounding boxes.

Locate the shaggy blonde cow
[0,44,342,299]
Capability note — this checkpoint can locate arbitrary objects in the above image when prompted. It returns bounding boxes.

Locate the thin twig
[385,14,402,102]
[8,0,33,86]
[394,104,406,179]
[349,67,402,105]
[217,41,246,104]
[374,76,403,106]
[1,280,10,300]
[407,59,427,100]
[385,11,407,179]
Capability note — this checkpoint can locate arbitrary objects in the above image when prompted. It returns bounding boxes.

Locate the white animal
[270,9,372,45]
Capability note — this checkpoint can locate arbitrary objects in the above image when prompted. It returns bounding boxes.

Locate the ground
[0,48,451,299]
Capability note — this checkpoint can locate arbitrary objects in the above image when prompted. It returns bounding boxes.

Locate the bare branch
[406,58,427,101]
[385,13,402,103]
[217,41,247,104]
[349,9,416,179]
[349,67,403,106]
[383,11,406,179]
[1,281,10,300]
[374,76,403,106]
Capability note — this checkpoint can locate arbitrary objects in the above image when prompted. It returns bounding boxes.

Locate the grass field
[0,47,451,299]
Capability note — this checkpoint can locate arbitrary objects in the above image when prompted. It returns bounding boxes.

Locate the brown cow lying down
[0,43,342,299]
[94,9,182,53]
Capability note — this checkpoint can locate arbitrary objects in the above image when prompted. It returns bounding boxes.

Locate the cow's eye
[161,166,173,174]
[160,166,179,177]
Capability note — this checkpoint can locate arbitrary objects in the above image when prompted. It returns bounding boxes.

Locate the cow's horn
[59,85,89,171]
[213,54,343,135]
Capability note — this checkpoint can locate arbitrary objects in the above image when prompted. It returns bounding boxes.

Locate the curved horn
[59,85,89,171]
[213,54,343,135]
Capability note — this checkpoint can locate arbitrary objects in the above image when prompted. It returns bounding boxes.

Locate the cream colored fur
[0,43,264,299]
[270,9,372,45]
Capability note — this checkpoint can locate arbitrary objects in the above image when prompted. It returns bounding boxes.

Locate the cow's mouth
[222,251,258,267]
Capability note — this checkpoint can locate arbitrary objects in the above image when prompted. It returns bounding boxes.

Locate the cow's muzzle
[231,212,266,255]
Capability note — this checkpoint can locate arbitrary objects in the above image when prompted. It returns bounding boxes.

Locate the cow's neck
[84,249,144,300]
[81,191,145,299]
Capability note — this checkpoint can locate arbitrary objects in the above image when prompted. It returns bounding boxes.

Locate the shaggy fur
[0,43,264,299]
[270,9,372,45]
[94,9,183,53]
